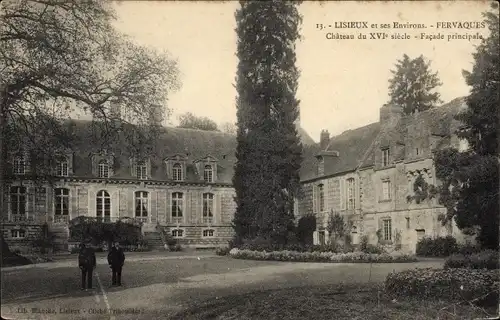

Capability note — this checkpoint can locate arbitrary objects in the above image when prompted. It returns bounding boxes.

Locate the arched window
[135,191,148,218]
[204,165,213,183]
[202,193,214,223]
[13,156,26,175]
[172,163,182,181]
[54,188,70,216]
[57,160,69,177]
[10,186,26,217]
[136,160,147,180]
[172,192,183,218]
[98,160,109,178]
[96,190,111,222]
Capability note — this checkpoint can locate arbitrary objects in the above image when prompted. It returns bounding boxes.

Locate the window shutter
[27,186,34,221]
[324,230,330,244]
[312,185,317,214]
[340,179,346,211]
[215,193,222,224]
[88,190,96,218]
[111,191,118,220]
[313,231,319,245]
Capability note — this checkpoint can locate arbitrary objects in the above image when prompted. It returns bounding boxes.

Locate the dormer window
[57,159,69,177]
[382,148,390,167]
[204,165,213,183]
[98,160,110,178]
[13,156,26,175]
[136,160,148,180]
[172,163,183,181]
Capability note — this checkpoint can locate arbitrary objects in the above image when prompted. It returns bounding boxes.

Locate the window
[98,160,109,178]
[318,230,326,245]
[318,184,324,212]
[172,163,183,181]
[172,192,183,218]
[172,229,184,238]
[406,217,410,229]
[136,161,148,180]
[382,148,390,166]
[204,165,213,183]
[202,229,215,237]
[202,193,214,221]
[10,186,26,216]
[57,160,69,177]
[382,180,391,200]
[11,229,26,239]
[13,156,26,175]
[54,188,69,216]
[96,190,111,222]
[415,148,420,156]
[135,191,148,218]
[347,178,355,210]
[383,219,392,241]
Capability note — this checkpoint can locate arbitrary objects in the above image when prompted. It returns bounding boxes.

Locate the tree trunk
[0,87,7,224]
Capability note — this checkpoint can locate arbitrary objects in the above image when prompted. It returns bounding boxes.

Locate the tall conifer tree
[433,5,499,249]
[232,0,303,245]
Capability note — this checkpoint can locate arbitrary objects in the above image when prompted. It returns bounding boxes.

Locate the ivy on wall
[406,173,437,204]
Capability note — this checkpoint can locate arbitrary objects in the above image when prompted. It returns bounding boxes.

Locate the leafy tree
[177,112,219,131]
[388,54,442,114]
[1,0,180,211]
[232,0,303,245]
[432,5,499,250]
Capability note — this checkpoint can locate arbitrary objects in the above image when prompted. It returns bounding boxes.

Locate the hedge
[444,250,499,270]
[416,236,458,257]
[228,248,417,263]
[385,268,499,306]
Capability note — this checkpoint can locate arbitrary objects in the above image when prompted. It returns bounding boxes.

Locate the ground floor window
[202,229,215,237]
[172,229,184,238]
[318,230,326,245]
[11,229,26,238]
[382,219,392,241]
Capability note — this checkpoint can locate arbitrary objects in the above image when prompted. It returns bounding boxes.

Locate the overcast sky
[113,0,491,142]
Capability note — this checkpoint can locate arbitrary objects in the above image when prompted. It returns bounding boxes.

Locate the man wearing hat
[78,241,97,290]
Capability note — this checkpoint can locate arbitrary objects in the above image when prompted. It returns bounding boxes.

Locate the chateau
[296,97,473,252]
[2,98,472,253]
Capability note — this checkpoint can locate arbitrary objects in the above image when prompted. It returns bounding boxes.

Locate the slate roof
[63,120,316,184]
[301,97,466,182]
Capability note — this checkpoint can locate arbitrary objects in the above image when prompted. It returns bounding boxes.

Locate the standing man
[78,242,97,290]
[107,242,125,286]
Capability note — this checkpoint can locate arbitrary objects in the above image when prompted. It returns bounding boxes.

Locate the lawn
[171,283,498,320]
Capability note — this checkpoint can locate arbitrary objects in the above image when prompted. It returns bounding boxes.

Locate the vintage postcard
[1,0,498,319]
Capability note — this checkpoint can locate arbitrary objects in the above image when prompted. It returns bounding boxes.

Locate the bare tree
[220,122,237,135]
[0,0,180,211]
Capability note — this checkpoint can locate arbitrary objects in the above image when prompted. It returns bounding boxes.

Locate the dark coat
[78,247,97,269]
[107,247,125,267]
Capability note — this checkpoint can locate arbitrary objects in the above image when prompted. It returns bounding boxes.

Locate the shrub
[216,247,230,256]
[444,250,499,270]
[457,243,482,255]
[385,268,499,306]
[228,248,416,263]
[416,236,458,257]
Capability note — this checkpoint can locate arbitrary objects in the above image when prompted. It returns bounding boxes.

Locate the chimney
[320,130,330,150]
[380,103,403,126]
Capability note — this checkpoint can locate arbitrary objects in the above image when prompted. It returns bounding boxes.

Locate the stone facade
[296,97,475,253]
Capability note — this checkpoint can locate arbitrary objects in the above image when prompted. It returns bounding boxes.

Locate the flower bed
[385,268,499,306]
[444,250,499,270]
[228,248,417,263]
